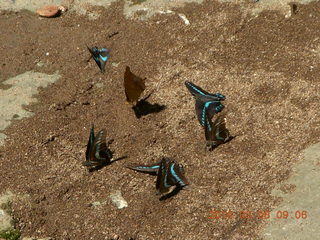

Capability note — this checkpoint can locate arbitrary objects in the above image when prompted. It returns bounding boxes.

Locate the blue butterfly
[204,113,232,151]
[128,158,189,194]
[83,125,113,170]
[185,81,225,127]
[87,46,110,73]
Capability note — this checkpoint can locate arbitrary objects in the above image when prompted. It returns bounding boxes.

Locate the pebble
[36,5,64,18]
[109,190,128,209]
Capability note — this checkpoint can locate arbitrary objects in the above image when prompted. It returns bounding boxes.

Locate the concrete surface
[0,71,60,146]
[1,0,318,19]
[262,143,320,239]
[0,0,204,19]
[0,192,15,234]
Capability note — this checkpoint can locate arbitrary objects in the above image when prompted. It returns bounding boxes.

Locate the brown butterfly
[124,66,146,104]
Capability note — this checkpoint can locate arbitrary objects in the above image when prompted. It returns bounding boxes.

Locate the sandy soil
[1,0,320,239]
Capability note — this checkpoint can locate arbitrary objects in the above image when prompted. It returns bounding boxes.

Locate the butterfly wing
[94,129,113,161]
[87,46,109,72]
[185,81,211,98]
[156,158,172,194]
[83,129,112,168]
[185,81,225,101]
[87,46,99,61]
[127,163,160,175]
[168,162,189,188]
[124,66,146,104]
[195,100,224,126]
[205,113,231,150]
[204,101,225,121]
[97,48,110,73]
[85,125,95,162]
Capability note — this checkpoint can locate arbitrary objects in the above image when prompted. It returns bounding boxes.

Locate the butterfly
[204,112,232,151]
[87,46,110,72]
[124,66,146,104]
[83,125,113,170]
[185,81,225,127]
[128,158,189,194]
[156,158,189,194]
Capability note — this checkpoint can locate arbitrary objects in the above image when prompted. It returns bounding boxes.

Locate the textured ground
[1,0,320,239]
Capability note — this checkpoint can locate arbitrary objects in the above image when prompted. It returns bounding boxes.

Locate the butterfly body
[204,113,232,151]
[83,125,113,170]
[128,158,189,195]
[87,46,110,72]
[124,66,146,104]
[185,81,225,126]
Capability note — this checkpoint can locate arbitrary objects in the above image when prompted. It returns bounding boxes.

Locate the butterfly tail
[127,164,159,174]
[185,81,210,98]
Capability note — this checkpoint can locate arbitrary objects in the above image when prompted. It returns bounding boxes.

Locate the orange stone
[36,5,60,18]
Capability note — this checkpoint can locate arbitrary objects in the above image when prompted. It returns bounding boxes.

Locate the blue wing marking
[187,82,206,96]
[205,116,212,132]
[163,168,171,188]
[141,165,159,170]
[170,164,184,186]
[100,55,109,62]
[212,93,226,100]
[202,101,221,126]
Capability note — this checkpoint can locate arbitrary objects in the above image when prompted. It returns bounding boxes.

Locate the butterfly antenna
[86,44,94,62]
[112,155,127,163]
[141,90,154,102]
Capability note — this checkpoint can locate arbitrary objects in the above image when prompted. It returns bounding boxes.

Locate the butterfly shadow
[126,168,158,176]
[132,93,166,119]
[159,186,184,201]
[88,155,128,172]
[207,135,237,152]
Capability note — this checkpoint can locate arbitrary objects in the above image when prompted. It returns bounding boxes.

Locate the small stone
[58,6,67,13]
[94,83,104,89]
[178,14,190,25]
[111,234,119,240]
[36,61,45,67]
[109,191,128,209]
[36,5,60,18]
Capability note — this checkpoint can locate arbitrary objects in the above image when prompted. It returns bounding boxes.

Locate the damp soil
[1,1,320,239]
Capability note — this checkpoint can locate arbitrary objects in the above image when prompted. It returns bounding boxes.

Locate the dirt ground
[1,0,320,239]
